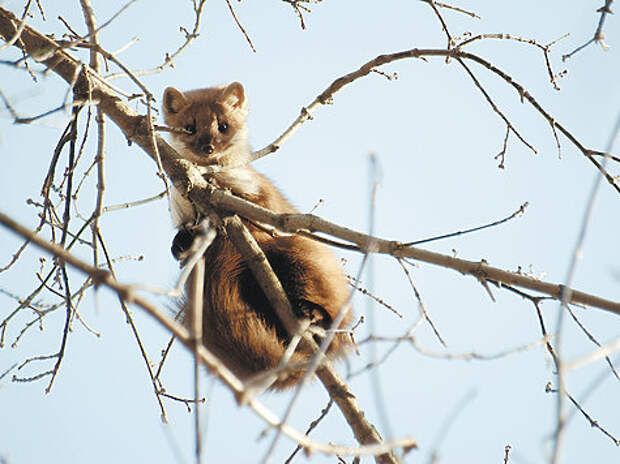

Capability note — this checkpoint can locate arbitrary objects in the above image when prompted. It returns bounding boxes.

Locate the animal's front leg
[171,218,213,261]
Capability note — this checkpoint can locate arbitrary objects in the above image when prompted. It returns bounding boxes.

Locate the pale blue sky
[1,1,618,463]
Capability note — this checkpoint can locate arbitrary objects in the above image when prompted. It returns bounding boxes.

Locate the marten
[162,82,352,389]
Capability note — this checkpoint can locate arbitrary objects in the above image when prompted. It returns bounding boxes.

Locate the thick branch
[223,214,400,463]
[190,185,620,316]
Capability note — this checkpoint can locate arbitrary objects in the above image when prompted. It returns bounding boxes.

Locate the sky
[0,1,619,463]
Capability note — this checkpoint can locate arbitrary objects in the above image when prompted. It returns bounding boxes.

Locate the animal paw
[171,227,196,261]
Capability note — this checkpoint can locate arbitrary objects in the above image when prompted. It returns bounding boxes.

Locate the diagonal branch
[222,214,401,464]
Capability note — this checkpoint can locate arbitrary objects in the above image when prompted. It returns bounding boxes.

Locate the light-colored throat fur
[168,139,261,227]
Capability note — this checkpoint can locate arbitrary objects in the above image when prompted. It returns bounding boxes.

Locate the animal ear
[218,82,247,110]
[163,87,188,115]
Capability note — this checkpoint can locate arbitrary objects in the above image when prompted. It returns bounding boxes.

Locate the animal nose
[201,144,215,154]
[198,134,214,154]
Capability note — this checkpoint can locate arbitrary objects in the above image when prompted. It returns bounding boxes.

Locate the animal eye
[218,122,229,133]
[185,124,196,135]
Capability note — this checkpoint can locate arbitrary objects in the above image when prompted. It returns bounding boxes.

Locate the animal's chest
[168,167,261,227]
[169,184,197,226]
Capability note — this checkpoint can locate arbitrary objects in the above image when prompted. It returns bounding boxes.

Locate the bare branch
[347,276,403,318]
[0,0,35,52]
[189,257,205,461]
[457,32,569,91]
[566,338,620,372]
[504,445,512,464]
[180,185,618,315]
[224,0,256,52]
[563,1,615,60]
[419,0,481,20]
[284,400,334,464]
[78,0,106,271]
[403,202,529,247]
[104,0,207,80]
[428,389,477,463]
[281,0,322,29]
[397,258,446,347]
[565,305,620,381]
[95,230,169,423]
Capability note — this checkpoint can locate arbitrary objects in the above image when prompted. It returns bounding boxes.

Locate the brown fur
[163,83,352,388]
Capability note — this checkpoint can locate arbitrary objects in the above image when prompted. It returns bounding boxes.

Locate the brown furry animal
[163,82,352,388]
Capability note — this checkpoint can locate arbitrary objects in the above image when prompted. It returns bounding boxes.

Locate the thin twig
[223,0,256,52]
[397,258,446,347]
[563,1,615,60]
[565,305,620,381]
[457,32,569,91]
[428,389,477,463]
[419,0,481,20]
[96,230,169,422]
[284,400,335,464]
[78,0,106,271]
[565,338,620,372]
[102,191,166,213]
[402,202,529,246]
[44,100,82,393]
[347,276,403,318]
[104,0,207,80]
[0,0,34,52]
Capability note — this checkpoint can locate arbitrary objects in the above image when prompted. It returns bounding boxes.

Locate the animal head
[163,82,250,166]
